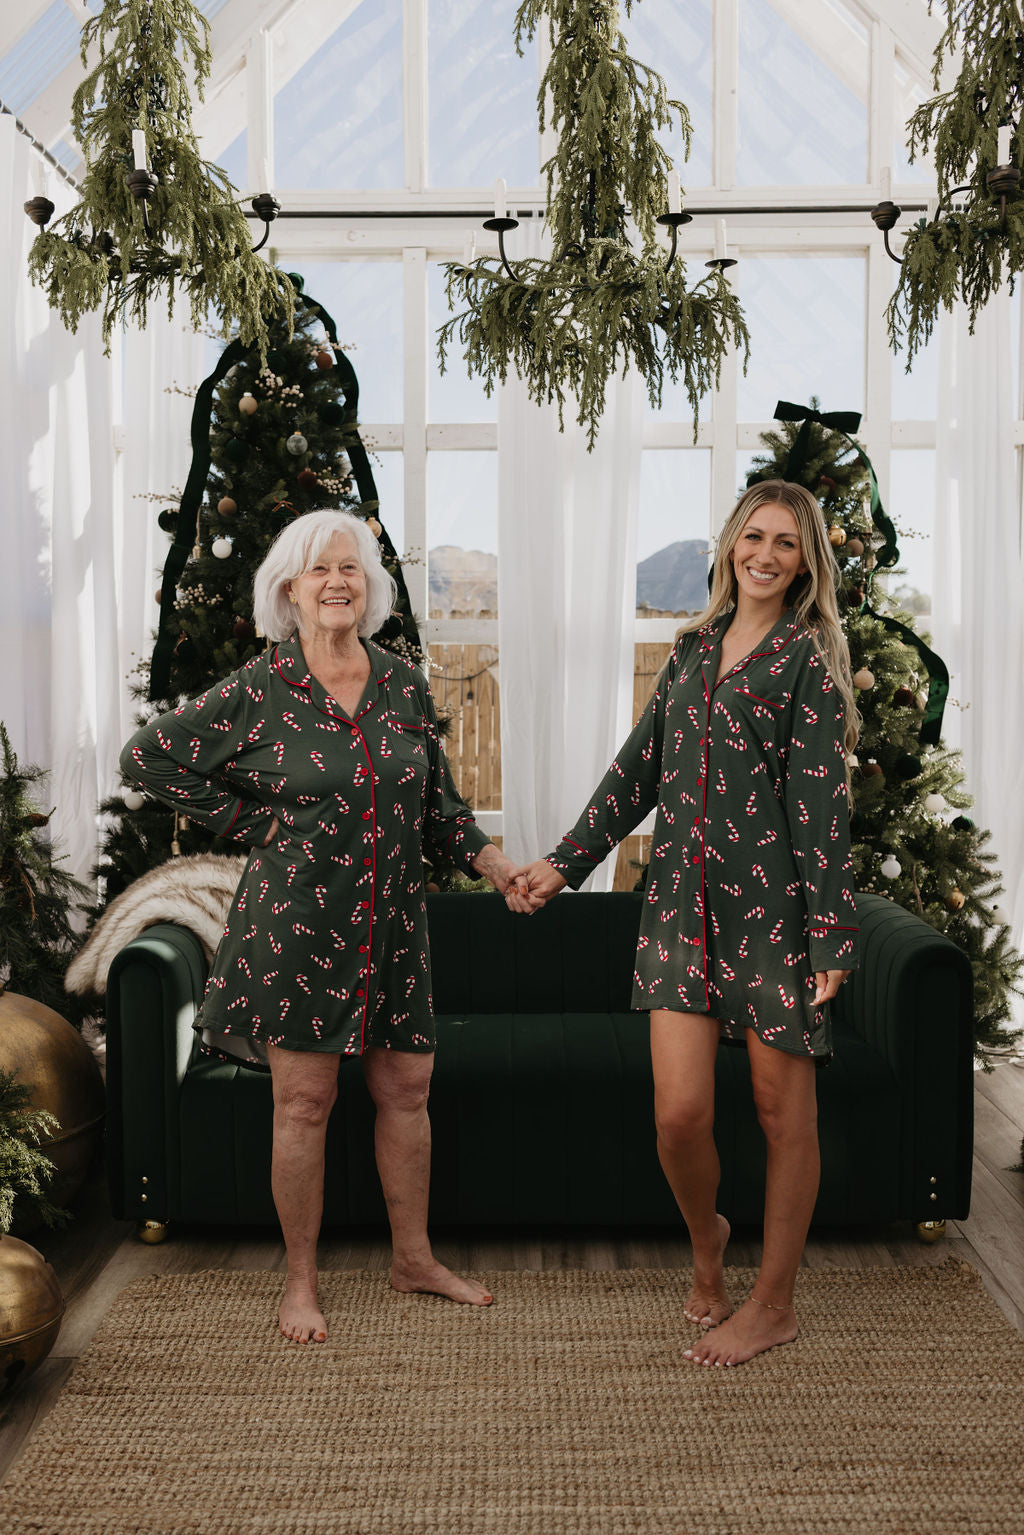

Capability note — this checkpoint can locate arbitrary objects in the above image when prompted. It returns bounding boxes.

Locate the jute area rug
[1,1260,1022,1535]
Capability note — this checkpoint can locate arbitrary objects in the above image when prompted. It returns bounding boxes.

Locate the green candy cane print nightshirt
[121,635,489,1063]
[546,609,859,1058]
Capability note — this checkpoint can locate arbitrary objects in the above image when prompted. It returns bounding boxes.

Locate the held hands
[813,969,850,1005]
[504,859,568,915]
[470,844,530,899]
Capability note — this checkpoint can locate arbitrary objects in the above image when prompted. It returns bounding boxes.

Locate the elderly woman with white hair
[122,509,519,1341]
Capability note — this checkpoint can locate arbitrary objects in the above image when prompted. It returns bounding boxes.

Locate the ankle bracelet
[750,1294,792,1312]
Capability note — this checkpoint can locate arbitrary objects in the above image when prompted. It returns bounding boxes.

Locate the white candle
[879,165,892,202]
[926,196,939,222]
[260,158,272,193]
[132,130,147,171]
[31,155,47,198]
[714,219,727,260]
[493,177,507,221]
[667,170,681,215]
[998,125,1012,164]
[462,229,476,265]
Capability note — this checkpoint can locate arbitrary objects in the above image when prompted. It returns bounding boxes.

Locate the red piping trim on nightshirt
[351,723,377,1054]
[564,836,599,865]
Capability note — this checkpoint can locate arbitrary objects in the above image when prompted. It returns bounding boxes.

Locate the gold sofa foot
[137,1220,169,1244]
[915,1219,947,1244]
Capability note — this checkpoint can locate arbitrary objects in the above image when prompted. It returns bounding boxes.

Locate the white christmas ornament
[286,433,308,456]
[880,855,902,879]
[924,793,946,814]
[212,536,233,559]
[123,789,145,811]
[992,906,1009,925]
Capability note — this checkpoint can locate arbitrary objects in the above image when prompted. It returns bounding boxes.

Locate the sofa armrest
[105,923,208,1222]
[835,892,974,1218]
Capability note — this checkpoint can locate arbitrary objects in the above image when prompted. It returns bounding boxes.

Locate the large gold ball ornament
[366,517,382,537]
[315,348,334,370]
[846,536,865,557]
[0,1235,64,1395]
[828,526,847,547]
[217,496,238,517]
[853,668,875,690]
[946,889,966,911]
[0,993,105,1213]
[237,393,258,416]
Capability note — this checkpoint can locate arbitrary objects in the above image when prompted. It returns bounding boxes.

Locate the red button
[351,728,359,738]
[360,900,369,910]
[356,989,364,999]
[358,944,368,954]
[362,811,372,821]
[363,858,372,866]
[692,855,700,865]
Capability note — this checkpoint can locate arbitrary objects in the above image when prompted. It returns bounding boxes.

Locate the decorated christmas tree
[748,403,1022,1057]
[0,725,88,1024]
[94,279,420,900]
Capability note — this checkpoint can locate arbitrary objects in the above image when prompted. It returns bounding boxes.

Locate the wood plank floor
[2,1061,1022,1485]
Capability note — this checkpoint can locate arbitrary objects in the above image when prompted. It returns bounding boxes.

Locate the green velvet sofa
[105,890,974,1239]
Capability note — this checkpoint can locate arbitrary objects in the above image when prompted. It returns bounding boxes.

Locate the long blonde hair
[682,480,860,760]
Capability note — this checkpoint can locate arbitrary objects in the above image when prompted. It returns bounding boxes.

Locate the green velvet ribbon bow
[750,400,948,746]
[149,284,409,701]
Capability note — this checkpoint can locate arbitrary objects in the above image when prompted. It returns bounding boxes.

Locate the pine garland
[438,0,749,447]
[748,410,1023,1057]
[0,1071,68,1236]
[0,726,89,1025]
[888,0,1024,360]
[26,0,293,354]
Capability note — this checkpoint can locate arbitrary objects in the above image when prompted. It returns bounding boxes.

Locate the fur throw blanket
[66,853,246,997]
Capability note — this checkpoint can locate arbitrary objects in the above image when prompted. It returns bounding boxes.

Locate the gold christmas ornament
[0,993,105,1212]
[315,349,334,370]
[946,889,966,911]
[216,496,238,517]
[827,525,847,547]
[853,668,875,690]
[846,536,865,557]
[237,393,258,416]
[366,517,382,537]
[0,1235,65,1395]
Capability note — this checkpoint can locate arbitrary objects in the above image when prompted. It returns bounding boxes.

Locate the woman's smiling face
[287,531,367,637]
[728,502,807,610]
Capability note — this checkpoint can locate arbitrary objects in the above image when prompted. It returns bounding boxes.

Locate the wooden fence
[429,629,682,887]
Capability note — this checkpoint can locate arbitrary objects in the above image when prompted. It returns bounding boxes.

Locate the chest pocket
[379,712,430,793]
[727,687,790,756]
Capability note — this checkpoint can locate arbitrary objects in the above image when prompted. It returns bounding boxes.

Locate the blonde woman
[510,481,860,1366]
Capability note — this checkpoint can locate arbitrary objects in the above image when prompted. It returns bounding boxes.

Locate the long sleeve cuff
[808,923,859,972]
[545,837,606,891]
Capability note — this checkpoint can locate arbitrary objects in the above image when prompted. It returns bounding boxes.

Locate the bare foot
[683,1213,733,1328]
[682,1295,798,1367]
[391,1258,493,1306]
[278,1275,328,1343]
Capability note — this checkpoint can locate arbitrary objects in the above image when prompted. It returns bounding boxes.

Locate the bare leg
[650,1010,733,1328]
[685,1031,818,1367]
[267,1044,340,1343]
[362,1047,492,1306]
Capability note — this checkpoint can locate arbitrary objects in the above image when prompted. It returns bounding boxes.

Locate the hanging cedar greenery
[887,0,1024,361]
[26,0,293,354]
[437,0,750,448]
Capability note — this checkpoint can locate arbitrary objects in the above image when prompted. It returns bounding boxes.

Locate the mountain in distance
[428,545,497,617]
[636,538,710,613]
[428,538,709,617]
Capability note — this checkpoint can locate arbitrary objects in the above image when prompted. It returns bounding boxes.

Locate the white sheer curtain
[933,289,1024,1002]
[0,114,204,886]
[497,227,645,887]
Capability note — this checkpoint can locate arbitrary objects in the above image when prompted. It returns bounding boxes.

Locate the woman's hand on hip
[813,969,850,1005]
[262,816,280,846]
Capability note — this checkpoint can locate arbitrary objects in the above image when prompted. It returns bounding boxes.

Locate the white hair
[252,510,397,641]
